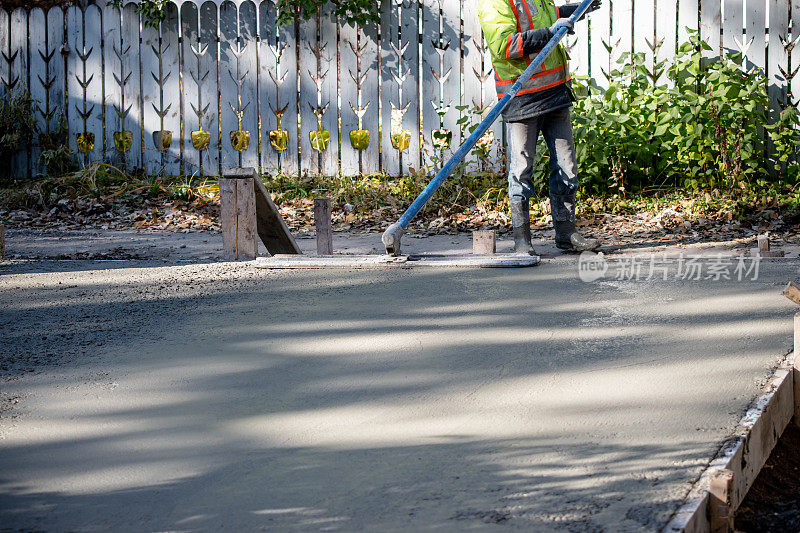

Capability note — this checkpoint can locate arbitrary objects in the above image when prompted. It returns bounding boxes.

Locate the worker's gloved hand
[588,0,602,12]
[550,17,575,35]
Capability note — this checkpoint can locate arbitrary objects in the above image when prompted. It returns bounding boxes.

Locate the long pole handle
[386,0,595,237]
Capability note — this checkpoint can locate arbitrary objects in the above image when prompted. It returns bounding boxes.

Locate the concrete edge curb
[663,350,796,532]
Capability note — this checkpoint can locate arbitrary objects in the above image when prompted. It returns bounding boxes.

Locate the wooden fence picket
[9,8,27,177]
[678,0,699,46]
[339,19,363,177]
[0,0,798,179]
[701,0,722,57]
[792,0,800,107]
[589,0,611,87]
[180,2,200,176]
[656,0,679,82]
[161,3,181,176]
[767,0,789,117]
[633,0,655,72]
[122,4,142,169]
[723,0,744,56]
[746,0,767,74]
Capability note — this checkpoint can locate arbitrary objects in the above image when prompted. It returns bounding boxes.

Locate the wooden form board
[3,0,800,178]
[220,175,258,260]
[223,167,301,255]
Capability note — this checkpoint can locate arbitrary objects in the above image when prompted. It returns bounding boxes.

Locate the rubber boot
[554,220,600,252]
[510,200,536,255]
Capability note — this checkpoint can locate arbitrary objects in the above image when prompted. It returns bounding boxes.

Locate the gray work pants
[506,107,578,222]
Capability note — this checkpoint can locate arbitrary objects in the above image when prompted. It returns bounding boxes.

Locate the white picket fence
[1,0,799,178]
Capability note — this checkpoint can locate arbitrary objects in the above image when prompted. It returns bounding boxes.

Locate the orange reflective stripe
[507,0,521,32]
[494,64,565,84]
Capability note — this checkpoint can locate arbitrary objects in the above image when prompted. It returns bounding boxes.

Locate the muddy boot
[510,200,536,255]
[554,220,600,252]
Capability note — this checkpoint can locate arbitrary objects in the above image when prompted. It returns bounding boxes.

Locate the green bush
[0,89,37,178]
[276,0,379,27]
[530,31,800,197]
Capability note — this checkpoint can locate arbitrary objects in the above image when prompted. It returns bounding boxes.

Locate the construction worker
[478,0,601,254]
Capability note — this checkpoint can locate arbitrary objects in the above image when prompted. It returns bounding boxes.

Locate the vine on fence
[275,0,379,27]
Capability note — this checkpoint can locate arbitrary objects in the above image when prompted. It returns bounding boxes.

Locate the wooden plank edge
[662,350,796,533]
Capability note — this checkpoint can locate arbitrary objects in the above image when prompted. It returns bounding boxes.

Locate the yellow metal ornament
[76,132,94,154]
[269,103,289,152]
[153,130,172,151]
[191,128,210,151]
[348,103,371,151]
[309,103,330,153]
[229,103,250,152]
[114,130,132,152]
[390,103,411,151]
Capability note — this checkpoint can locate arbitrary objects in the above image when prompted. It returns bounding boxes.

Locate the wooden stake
[757,233,770,252]
[219,175,257,261]
[795,312,800,427]
[783,281,800,306]
[473,230,496,254]
[708,469,734,533]
[314,197,333,255]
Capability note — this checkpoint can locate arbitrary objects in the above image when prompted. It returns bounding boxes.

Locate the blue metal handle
[393,0,595,230]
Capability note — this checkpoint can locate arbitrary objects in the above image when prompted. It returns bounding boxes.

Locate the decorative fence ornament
[74,37,96,155]
[153,130,172,151]
[149,32,173,154]
[114,130,132,152]
[227,40,251,153]
[269,103,289,152]
[76,132,94,153]
[390,103,411,151]
[230,103,250,152]
[349,103,370,151]
[111,41,134,154]
[189,41,212,154]
[309,103,330,152]
[191,128,210,151]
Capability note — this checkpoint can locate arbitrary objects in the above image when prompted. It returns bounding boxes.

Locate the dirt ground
[1,227,799,531]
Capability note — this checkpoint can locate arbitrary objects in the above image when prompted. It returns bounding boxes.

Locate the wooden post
[219,173,257,261]
[314,197,333,256]
[757,233,769,252]
[795,312,800,427]
[473,230,496,254]
[0,223,4,260]
[708,469,734,533]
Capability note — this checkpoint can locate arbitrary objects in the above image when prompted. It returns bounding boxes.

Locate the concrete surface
[1,230,799,531]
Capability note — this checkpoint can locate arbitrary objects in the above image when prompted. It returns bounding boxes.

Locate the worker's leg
[541,107,599,252]
[506,118,541,255]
